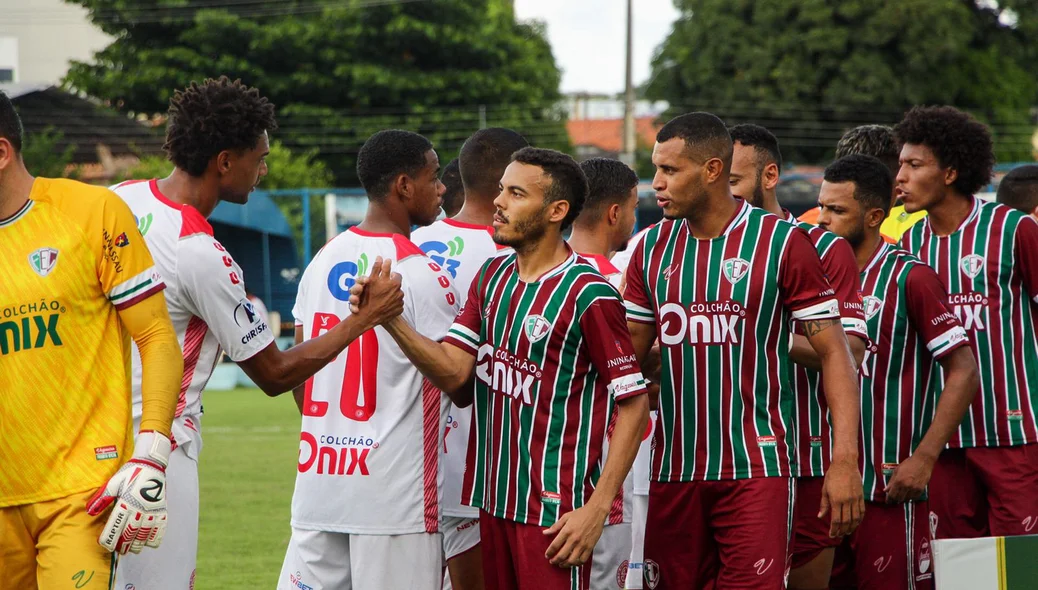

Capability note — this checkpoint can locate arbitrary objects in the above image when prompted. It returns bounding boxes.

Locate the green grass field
[196,387,300,589]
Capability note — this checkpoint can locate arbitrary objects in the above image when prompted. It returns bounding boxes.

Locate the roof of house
[566,116,661,152]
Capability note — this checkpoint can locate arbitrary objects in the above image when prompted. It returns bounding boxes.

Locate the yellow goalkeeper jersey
[0,178,165,507]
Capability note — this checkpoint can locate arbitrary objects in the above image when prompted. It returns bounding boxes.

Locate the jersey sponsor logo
[455,518,479,533]
[135,212,154,236]
[607,353,637,371]
[658,299,744,346]
[881,462,898,475]
[418,237,465,278]
[960,254,985,279]
[948,291,987,331]
[297,431,376,476]
[443,412,461,453]
[863,296,883,321]
[930,511,939,540]
[326,253,370,301]
[94,446,118,461]
[1008,409,1024,421]
[874,556,892,573]
[754,558,774,576]
[662,263,679,282]
[234,298,269,345]
[1022,515,1037,532]
[475,344,542,405]
[0,302,64,356]
[28,247,59,277]
[616,560,630,588]
[540,490,562,506]
[918,539,932,578]
[809,436,823,448]
[722,257,750,284]
[524,315,552,343]
[114,232,130,247]
[644,559,660,589]
[288,571,314,590]
[101,229,126,273]
[756,435,777,448]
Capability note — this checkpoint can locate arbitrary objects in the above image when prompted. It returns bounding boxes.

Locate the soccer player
[896,106,1038,540]
[0,91,182,586]
[996,164,1038,220]
[111,77,406,589]
[280,129,460,590]
[816,154,978,589]
[728,123,868,590]
[441,158,465,218]
[624,112,864,589]
[352,147,650,590]
[412,126,530,590]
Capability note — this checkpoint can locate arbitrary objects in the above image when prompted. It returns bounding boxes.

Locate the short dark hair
[440,158,464,217]
[459,127,529,195]
[577,158,639,226]
[356,130,434,200]
[997,165,1038,214]
[823,155,894,215]
[511,147,588,230]
[894,106,994,196]
[835,125,899,178]
[165,76,277,177]
[729,123,782,171]
[0,91,24,152]
[657,112,733,168]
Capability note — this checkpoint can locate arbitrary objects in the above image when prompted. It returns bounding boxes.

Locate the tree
[646,0,1038,163]
[21,127,77,178]
[63,0,568,184]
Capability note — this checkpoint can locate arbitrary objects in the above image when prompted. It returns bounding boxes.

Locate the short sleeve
[404,258,461,342]
[293,264,311,328]
[780,229,840,321]
[443,266,485,356]
[579,296,648,401]
[821,237,868,340]
[97,192,165,310]
[904,265,970,360]
[179,236,274,362]
[1015,216,1038,303]
[623,238,655,324]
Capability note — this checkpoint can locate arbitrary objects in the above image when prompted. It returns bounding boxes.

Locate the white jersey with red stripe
[112,179,274,460]
[580,252,623,288]
[291,227,460,534]
[412,219,508,519]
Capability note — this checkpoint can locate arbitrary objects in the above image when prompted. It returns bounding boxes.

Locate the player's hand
[543,504,607,568]
[884,453,934,504]
[86,431,171,554]
[348,257,404,327]
[819,457,865,538]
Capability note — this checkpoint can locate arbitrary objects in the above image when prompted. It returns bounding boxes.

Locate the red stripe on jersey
[421,379,441,533]
[178,317,209,418]
[179,205,214,238]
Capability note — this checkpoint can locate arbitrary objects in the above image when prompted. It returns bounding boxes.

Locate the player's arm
[791,333,865,371]
[1015,215,1038,303]
[622,242,661,409]
[119,294,182,437]
[885,267,978,503]
[291,325,305,414]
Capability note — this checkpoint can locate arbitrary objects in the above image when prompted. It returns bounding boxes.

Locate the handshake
[349,257,407,332]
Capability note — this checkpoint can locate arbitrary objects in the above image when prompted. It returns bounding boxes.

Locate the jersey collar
[924,196,981,237]
[861,240,891,276]
[521,244,578,283]
[0,198,33,228]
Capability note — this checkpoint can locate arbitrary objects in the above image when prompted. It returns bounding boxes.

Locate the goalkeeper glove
[86,430,171,554]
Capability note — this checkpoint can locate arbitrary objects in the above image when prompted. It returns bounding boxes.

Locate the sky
[513,0,680,95]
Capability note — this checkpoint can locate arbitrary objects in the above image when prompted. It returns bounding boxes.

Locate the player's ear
[608,203,621,225]
[216,150,234,174]
[763,163,780,191]
[394,173,412,201]
[548,199,570,225]
[944,166,959,188]
[704,157,725,184]
[0,137,15,171]
[866,208,886,230]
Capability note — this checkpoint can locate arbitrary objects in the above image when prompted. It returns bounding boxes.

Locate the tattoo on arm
[802,317,839,337]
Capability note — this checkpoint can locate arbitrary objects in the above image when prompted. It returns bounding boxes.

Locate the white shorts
[624,494,648,589]
[442,516,480,561]
[116,444,199,590]
[278,528,442,590]
[592,522,632,590]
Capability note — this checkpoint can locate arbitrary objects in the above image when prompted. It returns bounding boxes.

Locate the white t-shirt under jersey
[412,218,509,519]
[113,179,274,460]
[291,227,460,534]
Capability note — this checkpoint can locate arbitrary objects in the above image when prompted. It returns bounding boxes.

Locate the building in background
[0,0,113,85]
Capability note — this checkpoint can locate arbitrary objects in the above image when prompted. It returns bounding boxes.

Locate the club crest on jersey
[863,296,883,321]
[524,315,552,343]
[960,254,985,279]
[114,232,130,247]
[644,559,661,589]
[722,257,750,284]
[28,248,59,277]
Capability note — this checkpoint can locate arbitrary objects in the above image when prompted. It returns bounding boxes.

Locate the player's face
[652,138,708,220]
[493,161,553,250]
[408,149,446,227]
[896,143,952,214]
[729,142,765,208]
[220,131,270,205]
[817,180,867,247]
[614,186,640,252]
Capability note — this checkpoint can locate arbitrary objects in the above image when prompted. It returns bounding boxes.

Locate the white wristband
[133,430,172,468]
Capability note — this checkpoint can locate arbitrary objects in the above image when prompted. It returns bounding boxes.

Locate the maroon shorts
[829,500,933,590]
[478,511,592,590]
[790,476,843,569]
[644,478,795,590]
[928,444,1038,539]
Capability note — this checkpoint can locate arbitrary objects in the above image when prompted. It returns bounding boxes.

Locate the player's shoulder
[569,257,622,297]
[980,198,1031,234]
[34,177,122,215]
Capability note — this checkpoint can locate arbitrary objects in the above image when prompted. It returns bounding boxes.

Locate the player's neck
[855,231,885,271]
[685,191,740,239]
[760,190,783,218]
[156,169,221,218]
[515,234,570,282]
[926,191,974,236]
[567,225,611,258]
[358,200,412,239]
[452,195,496,226]
[0,159,34,220]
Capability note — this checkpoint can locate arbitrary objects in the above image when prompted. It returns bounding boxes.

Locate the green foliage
[63,0,568,184]
[647,0,1038,163]
[117,155,173,183]
[21,127,77,178]
[261,141,333,190]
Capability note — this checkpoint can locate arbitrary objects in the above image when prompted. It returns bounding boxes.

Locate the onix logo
[419,238,465,278]
[948,291,987,331]
[326,254,370,301]
[658,300,743,346]
[297,432,371,476]
[475,344,541,404]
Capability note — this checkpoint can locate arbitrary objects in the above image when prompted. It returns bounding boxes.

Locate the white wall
[0,0,113,85]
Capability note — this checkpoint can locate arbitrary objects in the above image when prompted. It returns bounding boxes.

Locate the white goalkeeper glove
[86,430,171,554]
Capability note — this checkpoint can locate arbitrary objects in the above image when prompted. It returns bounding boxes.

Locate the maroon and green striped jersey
[786,212,868,478]
[858,242,969,502]
[625,200,841,481]
[443,249,648,527]
[901,198,1038,447]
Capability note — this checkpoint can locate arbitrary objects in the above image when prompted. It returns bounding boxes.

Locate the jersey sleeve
[1014,215,1038,304]
[404,257,461,342]
[178,236,274,362]
[293,263,311,328]
[904,265,970,360]
[821,237,868,340]
[443,266,486,356]
[623,237,655,325]
[96,192,165,310]
[779,229,841,321]
[579,292,648,401]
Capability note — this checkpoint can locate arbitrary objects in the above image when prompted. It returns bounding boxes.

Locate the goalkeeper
[0,89,181,587]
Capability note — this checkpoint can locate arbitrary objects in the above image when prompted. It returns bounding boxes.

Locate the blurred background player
[728,123,868,590]
[897,106,1038,540]
[996,164,1038,220]
[817,154,977,590]
[624,113,864,589]
[0,91,182,586]
[353,147,650,590]
[440,158,465,218]
[412,126,530,590]
[113,77,412,590]
[279,129,460,590]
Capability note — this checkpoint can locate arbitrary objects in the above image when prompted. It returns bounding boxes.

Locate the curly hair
[894,106,994,197]
[835,125,899,177]
[511,147,588,230]
[164,76,277,177]
[356,130,433,200]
